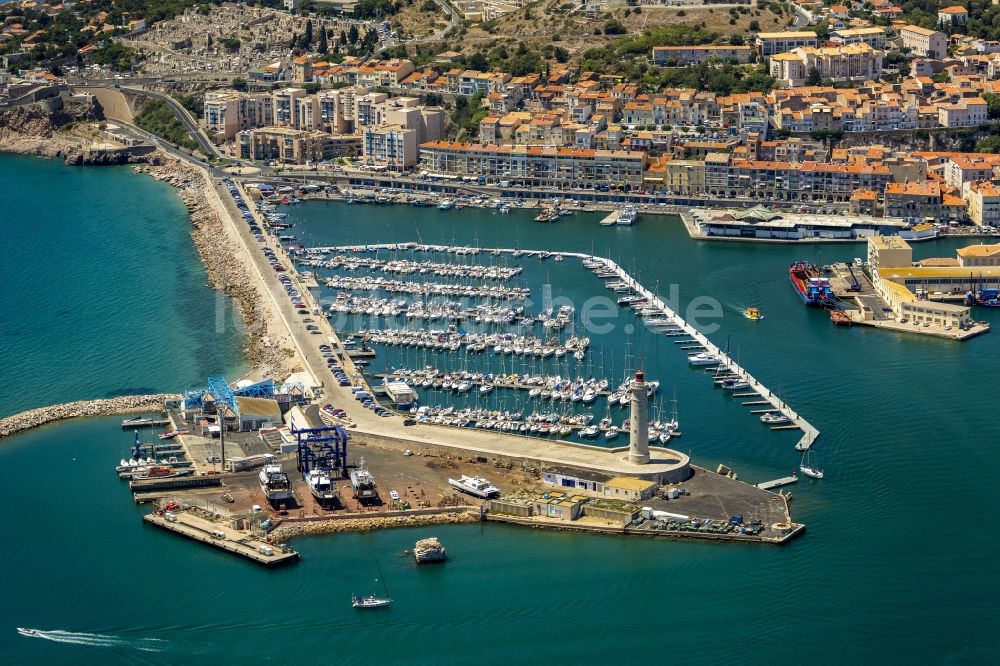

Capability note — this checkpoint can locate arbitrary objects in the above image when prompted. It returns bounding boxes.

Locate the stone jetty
[0,394,180,440]
[269,510,478,540]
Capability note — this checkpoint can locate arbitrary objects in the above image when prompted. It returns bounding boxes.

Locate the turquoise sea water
[2,171,999,664]
[0,155,245,417]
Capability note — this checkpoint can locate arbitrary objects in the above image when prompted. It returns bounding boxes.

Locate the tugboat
[743,306,764,320]
[789,262,837,307]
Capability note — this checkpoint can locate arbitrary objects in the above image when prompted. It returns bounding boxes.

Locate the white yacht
[448,475,500,499]
[688,352,720,366]
[304,468,338,507]
[259,464,293,503]
[616,204,638,225]
[760,412,791,425]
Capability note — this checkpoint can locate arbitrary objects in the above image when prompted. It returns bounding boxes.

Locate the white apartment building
[899,25,947,59]
[755,31,819,57]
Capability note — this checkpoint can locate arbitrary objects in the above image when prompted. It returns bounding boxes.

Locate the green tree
[976,135,1000,153]
[318,27,328,53]
[304,19,313,47]
[984,92,1000,119]
[348,25,359,44]
[805,66,822,86]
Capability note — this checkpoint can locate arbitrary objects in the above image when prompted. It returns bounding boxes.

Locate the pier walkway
[309,243,820,451]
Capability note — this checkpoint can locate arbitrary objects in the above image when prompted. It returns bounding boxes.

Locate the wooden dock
[143,511,298,568]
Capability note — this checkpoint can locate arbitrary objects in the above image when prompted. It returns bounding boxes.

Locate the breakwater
[0,394,180,440]
[136,157,300,378]
[269,508,479,540]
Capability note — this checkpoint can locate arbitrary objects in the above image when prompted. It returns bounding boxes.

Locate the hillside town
[3,0,1000,229]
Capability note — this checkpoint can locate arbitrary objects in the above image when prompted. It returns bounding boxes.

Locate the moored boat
[790,262,836,307]
[616,203,638,226]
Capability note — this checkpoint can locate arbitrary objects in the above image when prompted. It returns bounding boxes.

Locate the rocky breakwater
[0,394,180,440]
[269,510,479,540]
[135,157,299,379]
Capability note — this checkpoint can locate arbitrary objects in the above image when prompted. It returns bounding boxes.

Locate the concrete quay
[143,510,299,568]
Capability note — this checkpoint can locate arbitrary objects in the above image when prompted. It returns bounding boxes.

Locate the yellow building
[663,159,706,195]
[957,244,1000,267]
[603,476,658,502]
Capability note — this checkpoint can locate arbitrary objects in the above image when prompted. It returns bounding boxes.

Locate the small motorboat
[744,306,764,320]
[17,628,40,637]
[760,412,791,425]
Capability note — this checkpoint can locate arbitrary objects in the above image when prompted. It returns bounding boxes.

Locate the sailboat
[352,558,392,608]
[799,449,824,479]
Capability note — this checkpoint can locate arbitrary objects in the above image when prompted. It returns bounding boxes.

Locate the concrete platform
[143,510,298,567]
[844,310,989,340]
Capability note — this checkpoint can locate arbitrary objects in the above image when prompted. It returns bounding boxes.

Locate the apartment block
[755,31,819,57]
[418,141,646,186]
[652,45,753,65]
[769,44,883,87]
[899,25,947,59]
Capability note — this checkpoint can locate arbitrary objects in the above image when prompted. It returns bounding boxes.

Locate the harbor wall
[269,507,479,539]
[134,157,300,378]
[0,394,180,440]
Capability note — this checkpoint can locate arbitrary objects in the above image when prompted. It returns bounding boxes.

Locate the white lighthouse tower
[628,370,650,465]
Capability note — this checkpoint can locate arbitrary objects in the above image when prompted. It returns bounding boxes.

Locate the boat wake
[17,628,166,652]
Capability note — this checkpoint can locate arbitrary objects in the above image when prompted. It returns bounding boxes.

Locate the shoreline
[134,155,302,380]
[0,126,301,439]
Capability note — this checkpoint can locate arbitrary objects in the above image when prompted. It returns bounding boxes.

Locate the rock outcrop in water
[414,537,448,563]
[0,394,180,440]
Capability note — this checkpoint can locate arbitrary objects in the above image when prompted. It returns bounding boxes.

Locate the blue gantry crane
[294,425,350,477]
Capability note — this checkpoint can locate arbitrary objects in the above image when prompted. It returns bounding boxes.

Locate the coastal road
[73,83,223,159]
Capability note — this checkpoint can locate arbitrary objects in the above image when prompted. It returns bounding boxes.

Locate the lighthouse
[628,370,650,465]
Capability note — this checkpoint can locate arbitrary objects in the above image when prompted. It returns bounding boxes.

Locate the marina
[299,241,819,452]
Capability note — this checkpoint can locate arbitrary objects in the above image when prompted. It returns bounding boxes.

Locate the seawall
[134,158,300,379]
[269,508,480,540]
[0,394,180,440]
